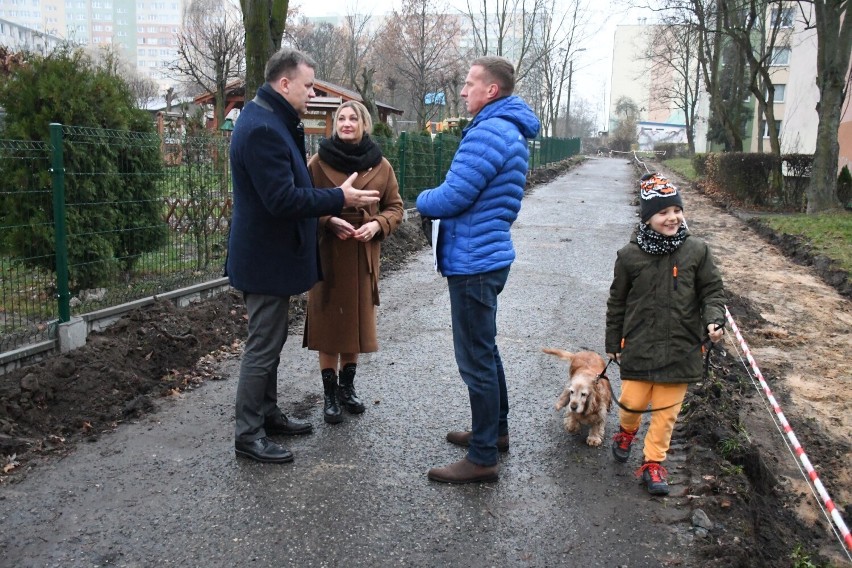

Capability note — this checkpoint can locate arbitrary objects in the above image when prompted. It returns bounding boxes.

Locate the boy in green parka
[606,172,726,495]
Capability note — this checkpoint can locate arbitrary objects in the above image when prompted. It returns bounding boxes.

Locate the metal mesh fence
[0,139,56,352]
[0,126,231,352]
[1,125,578,354]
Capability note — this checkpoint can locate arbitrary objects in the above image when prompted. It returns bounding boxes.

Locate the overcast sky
[292,0,654,130]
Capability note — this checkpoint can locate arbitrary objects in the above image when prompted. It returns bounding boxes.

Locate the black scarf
[317,134,383,173]
[636,222,688,255]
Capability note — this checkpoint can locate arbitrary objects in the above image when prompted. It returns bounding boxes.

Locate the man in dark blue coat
[227,49,379,464]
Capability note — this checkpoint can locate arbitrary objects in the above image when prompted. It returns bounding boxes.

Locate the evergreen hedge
[0,47,166,289]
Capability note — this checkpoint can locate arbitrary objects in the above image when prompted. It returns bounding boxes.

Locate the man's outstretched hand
[340,172,379,207]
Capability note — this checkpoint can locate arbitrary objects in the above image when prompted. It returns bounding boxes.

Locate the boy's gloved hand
[707,323,724,343]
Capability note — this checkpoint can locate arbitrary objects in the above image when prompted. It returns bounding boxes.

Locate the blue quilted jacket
[415,96,540,276]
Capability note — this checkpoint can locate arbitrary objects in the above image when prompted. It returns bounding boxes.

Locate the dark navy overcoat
[226,84,344,297]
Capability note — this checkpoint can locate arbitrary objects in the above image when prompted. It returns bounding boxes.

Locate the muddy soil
[0,158,849,567]
[650,159,852,567]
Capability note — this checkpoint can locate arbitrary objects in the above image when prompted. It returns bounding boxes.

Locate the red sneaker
[635,461,669,495]
[611,426,637,463]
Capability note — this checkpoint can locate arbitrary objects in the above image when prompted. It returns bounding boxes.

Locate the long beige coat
[302,156,404,354]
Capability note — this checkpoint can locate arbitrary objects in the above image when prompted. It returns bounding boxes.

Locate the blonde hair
[333,100,373,140]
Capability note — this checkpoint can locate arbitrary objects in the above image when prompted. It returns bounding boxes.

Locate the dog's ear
[555,388,570,410]
[585,386,599,415]
[596,379,613,412]
[542,348,574,362]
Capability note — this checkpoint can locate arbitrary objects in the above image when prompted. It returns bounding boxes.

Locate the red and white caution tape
[725,306,852,556]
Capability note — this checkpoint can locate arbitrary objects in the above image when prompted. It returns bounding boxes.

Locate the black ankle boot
[338,363,365,414]
[321,369,343,424]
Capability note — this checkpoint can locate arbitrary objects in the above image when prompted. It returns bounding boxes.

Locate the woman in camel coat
[303,100,404,424]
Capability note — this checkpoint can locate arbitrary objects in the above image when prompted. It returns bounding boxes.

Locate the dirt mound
[674,292,846,567]
[0,291,249,474]
[0,220,429,480]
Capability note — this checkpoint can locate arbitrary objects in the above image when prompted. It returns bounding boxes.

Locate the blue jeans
[447,267,510,466]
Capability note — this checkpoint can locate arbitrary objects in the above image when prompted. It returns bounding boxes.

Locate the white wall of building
[778,8,819,155]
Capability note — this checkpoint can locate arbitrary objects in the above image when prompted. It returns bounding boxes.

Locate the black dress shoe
[264,412,314,436]
[235,437,294,463]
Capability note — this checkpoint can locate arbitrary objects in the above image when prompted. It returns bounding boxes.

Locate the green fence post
[398,131,408,204]
[530,139,537,171]
[434,132,443,187]
[50,123,70,323]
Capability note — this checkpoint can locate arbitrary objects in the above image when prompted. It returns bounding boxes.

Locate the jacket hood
[469,95,541,139]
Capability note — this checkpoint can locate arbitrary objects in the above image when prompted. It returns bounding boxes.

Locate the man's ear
[277,75,289,94]
[487,83,500,99]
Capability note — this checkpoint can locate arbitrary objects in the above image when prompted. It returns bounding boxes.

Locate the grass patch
[663,157,698,181]
[760,211,852,274]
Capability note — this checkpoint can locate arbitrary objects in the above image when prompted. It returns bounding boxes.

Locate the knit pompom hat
[639,172,683,222]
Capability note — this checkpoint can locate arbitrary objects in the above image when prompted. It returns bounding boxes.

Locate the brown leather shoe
[427,457,499,484]
[446,430,510,452]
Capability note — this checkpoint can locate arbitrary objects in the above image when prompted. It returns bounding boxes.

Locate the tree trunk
[808,84,844,212]
[806,0,850,213]
[240,0,289,102]
[356,67,380,125]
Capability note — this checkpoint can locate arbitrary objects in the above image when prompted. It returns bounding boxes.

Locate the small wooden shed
[193,79,403,137]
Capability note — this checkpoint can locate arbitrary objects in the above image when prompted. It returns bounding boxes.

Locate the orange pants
[618,381,688,463]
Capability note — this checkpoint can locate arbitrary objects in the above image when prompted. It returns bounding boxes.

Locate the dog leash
[597,334,720,414]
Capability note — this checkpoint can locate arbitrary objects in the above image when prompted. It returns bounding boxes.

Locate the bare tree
[172,0,245,129]
[611,95,640,151]
[441,68,465,117]
[342,10,381,122]
[377,0,462,129]
[564,96,599,138]
[284,17,346,83]
[342,11,374,89]
[801,0,851,212]
[651,0,749,151]
[530,0,589,136]
[89,44,161,108]
[644,21,702,154]
[720,0,791,158]
[463,0,547,82]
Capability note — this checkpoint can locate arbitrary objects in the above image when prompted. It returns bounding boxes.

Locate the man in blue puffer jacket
[417,56,540,484]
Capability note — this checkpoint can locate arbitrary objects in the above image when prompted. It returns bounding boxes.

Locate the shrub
[709,152,781,206]
[838,165,852,209]
[781,154,814,211]
[372,121,394,139]
[654,143,689,159]
[692,153,709,177]
[0,46,166,289]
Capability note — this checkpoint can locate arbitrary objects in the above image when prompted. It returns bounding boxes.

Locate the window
[771,84,786,103]
[762,119,782,138]
[771,7,795,28]
[770,47,791,66]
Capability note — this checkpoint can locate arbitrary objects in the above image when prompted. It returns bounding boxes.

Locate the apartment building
[0,0,183,88]
[609,7,849,170]
[608,23,700,151]
[0,16,61,52]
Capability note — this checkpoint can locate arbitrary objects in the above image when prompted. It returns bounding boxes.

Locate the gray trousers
[235,293,290,442]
